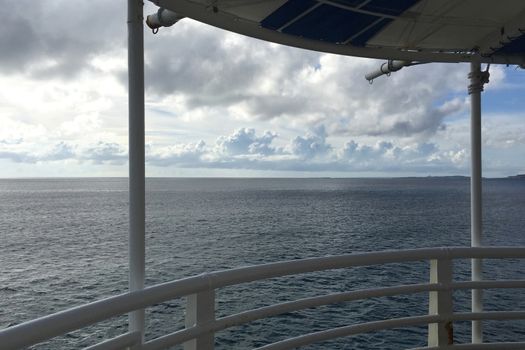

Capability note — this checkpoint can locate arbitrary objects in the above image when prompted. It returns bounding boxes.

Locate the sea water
[1,177,524,349]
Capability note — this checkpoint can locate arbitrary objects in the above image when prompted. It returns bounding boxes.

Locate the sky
[0,1,524,178]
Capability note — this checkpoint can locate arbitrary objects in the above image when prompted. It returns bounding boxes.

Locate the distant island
[507,174,525,179]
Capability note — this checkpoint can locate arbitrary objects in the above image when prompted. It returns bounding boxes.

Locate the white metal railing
[1,247,525,350]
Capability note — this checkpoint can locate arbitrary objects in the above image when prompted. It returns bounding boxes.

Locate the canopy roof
[152,0,525,65]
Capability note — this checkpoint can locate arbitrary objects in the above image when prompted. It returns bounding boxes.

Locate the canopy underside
[152,0,525,64]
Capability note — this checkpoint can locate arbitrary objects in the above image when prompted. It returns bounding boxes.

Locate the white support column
[468,60,489,344]
[184,291,216,350]
[428,258,454,347]
[128,0,146,342]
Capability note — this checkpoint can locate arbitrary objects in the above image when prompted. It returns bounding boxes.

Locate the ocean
[1,177,524,349]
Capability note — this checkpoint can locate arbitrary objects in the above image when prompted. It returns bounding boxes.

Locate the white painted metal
[128,0,146,342]
[145,310,525,350]
[452,280,525,290]
[254,315,444,350]
[1,247,524,350]
[83,331,142,350]
[143,283,441,350]
[145,8,185,30]
[452,311,525,322]
[468,60,489,344]
[143,325,210,350]
[184,291,215,350]
[255,311,525,350]
[364,60,412,82]
[216,284,440,331]
[410,341,525,350]
[428,259,454,347]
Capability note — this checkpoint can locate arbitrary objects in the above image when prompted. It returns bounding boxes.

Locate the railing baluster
[2,248,525,350]
[428,257,454,347]
[184,290,215,350]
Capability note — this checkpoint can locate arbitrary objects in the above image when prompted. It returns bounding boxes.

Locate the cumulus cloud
[46,142,75,161]
[290,125,331,159]
[339,139,451,172]
[136,128,468,173]
[147,140,206,167]
[216,128,278,156]
[84,142,127,165]
[0,123,509,175]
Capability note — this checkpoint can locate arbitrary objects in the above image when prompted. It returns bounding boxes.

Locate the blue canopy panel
[261,0,420,46]
[494,34,525,55]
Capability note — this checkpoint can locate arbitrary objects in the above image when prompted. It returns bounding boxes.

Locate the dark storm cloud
[0,1,125,77]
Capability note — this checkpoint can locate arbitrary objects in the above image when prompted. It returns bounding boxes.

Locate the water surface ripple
[1,178,524,349]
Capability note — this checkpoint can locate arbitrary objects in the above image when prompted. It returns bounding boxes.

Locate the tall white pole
[468,60,488,344]
[128,0,145,341]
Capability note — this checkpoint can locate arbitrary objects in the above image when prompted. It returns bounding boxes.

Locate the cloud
[141,128,467,173]
[0,151,38,164]
[216,128,277,156]
[142,21,320,108]
[483,116,525,148]
[0,141,73,163]
[83,142,127,165]
[0,2,501,147]
[0,140,127,165]
[0,0,124,78]
[46,142,75,161]
[0,123,509,175]
[290,125,331,159]
[138,20,478,139]
[147,140,206,167]
[339,139,448,171]
[1,2,523,178]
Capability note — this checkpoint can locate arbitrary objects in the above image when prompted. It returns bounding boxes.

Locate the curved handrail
[254,315,444,350]
[142,283,441,350]
[410,342,525,350]
[253,311,525,350]
[452,280,525,290]
[1,247,525,349]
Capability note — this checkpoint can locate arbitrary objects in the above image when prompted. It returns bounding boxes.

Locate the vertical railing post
[128,0,146,344]
[428,258,454,347]
[184,290,216,350]
[468,60,489,344]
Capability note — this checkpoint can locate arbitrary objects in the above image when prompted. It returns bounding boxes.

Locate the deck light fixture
[365,60,411,82]
[146,8,185,33]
